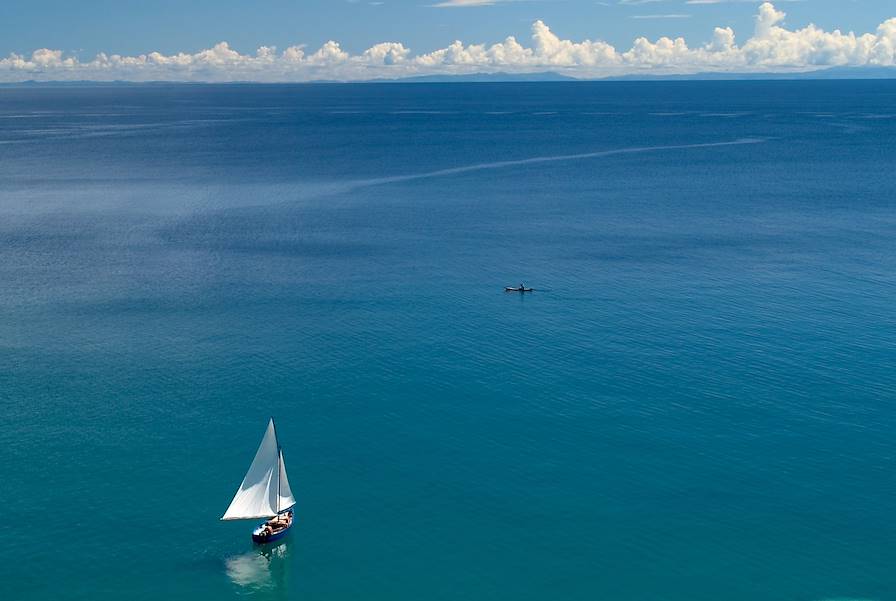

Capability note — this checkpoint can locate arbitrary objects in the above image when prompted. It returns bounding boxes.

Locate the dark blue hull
[252,520,293,544]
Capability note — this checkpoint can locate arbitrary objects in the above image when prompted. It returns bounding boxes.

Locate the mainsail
[222,419,296,520]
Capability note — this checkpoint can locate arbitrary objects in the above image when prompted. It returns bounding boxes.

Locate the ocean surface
[1,81,894,601]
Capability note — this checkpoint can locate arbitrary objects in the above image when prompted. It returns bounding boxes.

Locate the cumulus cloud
[1,3,894,82]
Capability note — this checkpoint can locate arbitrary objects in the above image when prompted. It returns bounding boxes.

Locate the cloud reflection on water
[225,541,292,595]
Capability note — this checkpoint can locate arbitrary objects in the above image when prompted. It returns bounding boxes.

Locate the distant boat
[505,284,534,292]
[222,418,296,544]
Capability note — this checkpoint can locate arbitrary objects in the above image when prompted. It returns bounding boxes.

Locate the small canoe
[505,287,534,292]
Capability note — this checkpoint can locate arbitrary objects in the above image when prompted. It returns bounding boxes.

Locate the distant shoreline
[1,66,895,87]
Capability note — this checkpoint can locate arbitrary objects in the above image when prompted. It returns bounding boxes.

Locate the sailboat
[222,418,296,544]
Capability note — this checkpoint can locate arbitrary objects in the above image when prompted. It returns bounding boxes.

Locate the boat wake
[178,137,769,213]
[348,137,768,191]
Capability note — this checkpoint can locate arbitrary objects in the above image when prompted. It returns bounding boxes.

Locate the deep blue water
[1,81,895,601]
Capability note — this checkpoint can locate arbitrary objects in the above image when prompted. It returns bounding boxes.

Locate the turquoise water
[1,81,895,601]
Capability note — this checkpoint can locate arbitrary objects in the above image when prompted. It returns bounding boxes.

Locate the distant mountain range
[596,66,896,81]
[2,66,894,86]
[365,71,579,83]
[375,66,896,83]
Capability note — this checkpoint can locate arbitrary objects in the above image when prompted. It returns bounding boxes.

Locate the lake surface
[1,81,894,601]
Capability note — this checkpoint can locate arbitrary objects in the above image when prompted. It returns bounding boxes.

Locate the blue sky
[1,0,893,58]
[1,1,895,81]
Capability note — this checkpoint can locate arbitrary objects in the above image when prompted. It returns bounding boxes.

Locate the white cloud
[1,2,894,82]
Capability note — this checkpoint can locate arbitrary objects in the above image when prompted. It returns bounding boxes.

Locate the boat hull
[252,520,293,544]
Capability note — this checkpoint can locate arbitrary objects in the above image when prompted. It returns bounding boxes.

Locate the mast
[273,417,281,514]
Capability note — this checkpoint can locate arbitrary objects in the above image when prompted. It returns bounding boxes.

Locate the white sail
[222,419,292,520]
[278,449,296,511]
